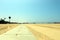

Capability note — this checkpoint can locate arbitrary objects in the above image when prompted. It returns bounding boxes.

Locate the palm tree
[9,16,11,23]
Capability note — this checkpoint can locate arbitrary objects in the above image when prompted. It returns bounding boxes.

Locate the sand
[0,24,60,40]
[25,24,60,40]
[0,24,19,35]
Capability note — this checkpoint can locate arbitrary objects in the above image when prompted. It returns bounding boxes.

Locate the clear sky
[0,0,60,22]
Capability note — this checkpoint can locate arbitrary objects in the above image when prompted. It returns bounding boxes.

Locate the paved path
[0,25,36,40]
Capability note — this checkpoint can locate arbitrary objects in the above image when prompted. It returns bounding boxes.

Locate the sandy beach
[0,24,60,40]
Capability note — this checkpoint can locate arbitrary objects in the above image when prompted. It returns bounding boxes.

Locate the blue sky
[0,0,60,22]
